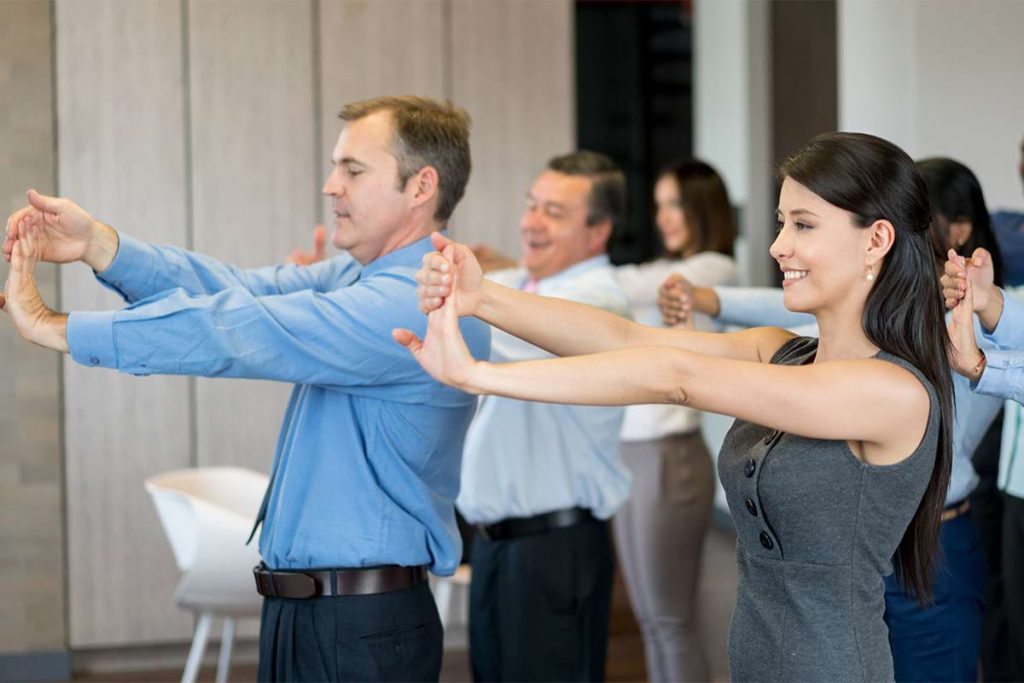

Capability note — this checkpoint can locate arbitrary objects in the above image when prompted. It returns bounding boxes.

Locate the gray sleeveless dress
[719,337,939,682]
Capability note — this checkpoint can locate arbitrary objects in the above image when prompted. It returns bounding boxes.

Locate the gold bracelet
[970,349,987,381]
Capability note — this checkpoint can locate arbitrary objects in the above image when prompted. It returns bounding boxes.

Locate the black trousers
[970,412,1015,681]
[469,516,614,682]
[1004,494,1024,680]
[257,580,442,682]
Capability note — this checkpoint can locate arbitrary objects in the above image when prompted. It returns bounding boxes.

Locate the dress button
[745,498,758,516]
[744,459,756,477]
[89,356,100,366]
[763,430,778,444]
[759,531,774,550]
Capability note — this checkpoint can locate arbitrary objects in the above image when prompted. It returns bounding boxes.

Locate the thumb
[431,231,453,252]
[26,189,60,213]
[970,247,988,268]
[392,328,424,354]
[313,224,326,257]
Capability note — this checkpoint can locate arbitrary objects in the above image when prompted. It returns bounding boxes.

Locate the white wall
[694,0,774,287]
[840,0,1024,210]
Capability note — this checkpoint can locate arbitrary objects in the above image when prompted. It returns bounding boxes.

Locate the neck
[812,297,879,363]
[367,217,442,264]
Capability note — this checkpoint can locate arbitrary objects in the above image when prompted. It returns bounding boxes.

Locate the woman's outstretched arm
[418,233,783,363]
[395,281,930,466]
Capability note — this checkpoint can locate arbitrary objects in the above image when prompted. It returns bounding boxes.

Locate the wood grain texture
[187,0,317,477]
[0,0,66,653]
[448,0,575,254]
[56,0,194,647]
[317,0,447,224]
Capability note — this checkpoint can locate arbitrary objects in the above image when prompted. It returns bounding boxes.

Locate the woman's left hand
[394,247,480,391]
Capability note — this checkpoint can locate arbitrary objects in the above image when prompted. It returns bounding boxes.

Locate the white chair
[430,563,472,632]
[145,466,268,683]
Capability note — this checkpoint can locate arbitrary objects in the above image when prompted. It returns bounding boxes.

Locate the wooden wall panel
[318,0,446,224]
[188,0,317,475]
[0,0,65,654]
[448,0,575,252]
[57,0,194,647]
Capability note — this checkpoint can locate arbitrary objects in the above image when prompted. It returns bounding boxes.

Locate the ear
[586,218,614,255]
[409,165,440,209]
[948,220,973,249]
[864,219,896,267]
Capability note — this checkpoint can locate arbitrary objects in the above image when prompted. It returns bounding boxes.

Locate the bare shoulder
[747,326,798,363]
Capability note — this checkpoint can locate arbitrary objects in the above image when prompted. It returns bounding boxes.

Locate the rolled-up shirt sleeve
[715,286,817,334]
[65,275,453,397]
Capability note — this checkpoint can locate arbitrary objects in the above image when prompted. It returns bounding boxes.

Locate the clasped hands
[393,232,484,391]
[942,247,1002,381]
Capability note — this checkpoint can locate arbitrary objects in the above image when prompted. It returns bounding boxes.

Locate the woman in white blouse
[612,161,736,682]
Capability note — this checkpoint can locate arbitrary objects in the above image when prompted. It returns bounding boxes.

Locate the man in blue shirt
[2,95,490,682]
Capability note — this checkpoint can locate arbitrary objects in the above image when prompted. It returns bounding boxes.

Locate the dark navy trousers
[257,580,442,682]
[883,512,987,682]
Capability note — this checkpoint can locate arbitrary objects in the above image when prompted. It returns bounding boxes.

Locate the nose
[520,206,542,232]
[322,167,342,197]
[769,221,790,262]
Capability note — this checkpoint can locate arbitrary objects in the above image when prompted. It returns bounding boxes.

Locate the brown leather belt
[476,506,594,541]
[940,499,971,523]
[253,563,427,599]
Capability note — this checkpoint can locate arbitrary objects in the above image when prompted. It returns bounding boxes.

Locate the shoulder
[558,263,630,316]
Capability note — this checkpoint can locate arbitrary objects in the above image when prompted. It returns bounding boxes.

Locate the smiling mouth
[783,270,809,281]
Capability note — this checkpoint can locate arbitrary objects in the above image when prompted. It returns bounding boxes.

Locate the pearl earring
[866,270,874,282]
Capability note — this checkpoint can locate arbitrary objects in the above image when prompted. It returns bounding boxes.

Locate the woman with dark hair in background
[918,156,1011,682]
[398,132,953,681]
[612,160,736,682]
[659,157,1002,681]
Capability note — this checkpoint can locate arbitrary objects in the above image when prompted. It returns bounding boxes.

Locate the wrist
[696,287,721,318]
[83,221,119,273]
[966,349,987,383]
[26,310,69,353]
[979,287,1003,333]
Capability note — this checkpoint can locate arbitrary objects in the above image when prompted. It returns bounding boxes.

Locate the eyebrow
[776,208,819,218]
[332,156,367,167]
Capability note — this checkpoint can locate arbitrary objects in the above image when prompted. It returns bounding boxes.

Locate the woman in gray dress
[398,132,953,682]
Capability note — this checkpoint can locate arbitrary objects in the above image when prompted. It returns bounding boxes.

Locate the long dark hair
[780,132,953,605]
[917,157,1005,287]
[657,160,736,258]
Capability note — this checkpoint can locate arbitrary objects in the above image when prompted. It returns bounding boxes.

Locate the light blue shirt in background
[66,234,491,575]
[456,255,632,524]
[982,287,1024,498]
[713,286,1001,506]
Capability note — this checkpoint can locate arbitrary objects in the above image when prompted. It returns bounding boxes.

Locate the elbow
[664,351,695,406]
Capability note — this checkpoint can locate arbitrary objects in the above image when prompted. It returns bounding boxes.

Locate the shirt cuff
[67,311,118,369]
[974,349,1024,403]
[95,233,153,297]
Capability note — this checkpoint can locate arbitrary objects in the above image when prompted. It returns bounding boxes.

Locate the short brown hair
[546,151,626,234]
[339,96,472,222]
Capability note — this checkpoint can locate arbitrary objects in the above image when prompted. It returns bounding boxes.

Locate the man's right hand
[416,232,484,317]
[4,190,119,272]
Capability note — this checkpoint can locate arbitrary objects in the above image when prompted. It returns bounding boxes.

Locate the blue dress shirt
[713,286,1001,505]
[66,234,491,574]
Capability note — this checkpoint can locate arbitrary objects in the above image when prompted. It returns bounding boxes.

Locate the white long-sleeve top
[616,252,737,441]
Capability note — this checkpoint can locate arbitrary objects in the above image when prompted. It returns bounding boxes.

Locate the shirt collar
[359,232,444,278]
[525,254,611,289]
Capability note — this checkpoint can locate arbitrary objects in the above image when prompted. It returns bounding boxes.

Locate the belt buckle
[476,523,492,542]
